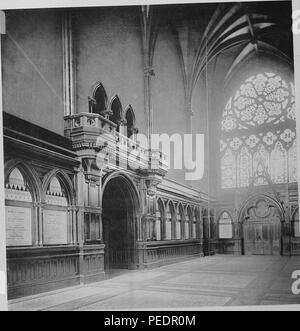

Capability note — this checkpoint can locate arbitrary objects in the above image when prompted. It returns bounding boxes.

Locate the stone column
[38,203,45,246]
[33,202,39,246]
[73,207,78,244]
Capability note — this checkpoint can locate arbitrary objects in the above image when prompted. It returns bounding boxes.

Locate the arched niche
[125,105,136,139]
[175,204,184,240]
[43,173,73,246]
[5,166,36,247]
[156,198,165,241]
[218,211,233,239]
[109,95,123,131]
[90,82,108,115]
[166,201,176,240]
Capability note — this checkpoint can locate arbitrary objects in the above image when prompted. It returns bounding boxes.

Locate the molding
[62,12,75,116]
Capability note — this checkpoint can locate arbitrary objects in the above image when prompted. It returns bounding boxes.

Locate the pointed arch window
[125,106,136,139]
[237,147,251,187]
[90,83,108,115]
[289,140,298,183]
[221,149,236,189]
[220,72,296,189]
[270,142,288,184]
[219,212,233,239]
[110,96,123,131]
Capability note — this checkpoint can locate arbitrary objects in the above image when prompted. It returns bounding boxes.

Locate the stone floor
[8,255,300,311]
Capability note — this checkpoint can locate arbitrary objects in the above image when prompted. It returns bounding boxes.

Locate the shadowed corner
[0,10,8,312]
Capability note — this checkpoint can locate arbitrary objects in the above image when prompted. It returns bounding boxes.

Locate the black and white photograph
[0,0,300,313]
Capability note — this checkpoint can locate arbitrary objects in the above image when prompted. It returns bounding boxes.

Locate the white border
[0,0,299,312]
[0,0,284,10]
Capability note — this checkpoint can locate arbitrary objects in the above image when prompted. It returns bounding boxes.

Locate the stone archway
[240,196,283,256]
[102,174,139,271]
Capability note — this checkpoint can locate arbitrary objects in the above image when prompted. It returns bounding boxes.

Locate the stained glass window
[221,72,296,189]
[289,140,298,183]
[271,142,288,184]
[221,149,236,189]
[237,147,251,187]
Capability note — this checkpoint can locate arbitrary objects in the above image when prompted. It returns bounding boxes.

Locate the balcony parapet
[64,112,168,176]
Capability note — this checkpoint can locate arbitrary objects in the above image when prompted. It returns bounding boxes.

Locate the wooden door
[244,219,281,256]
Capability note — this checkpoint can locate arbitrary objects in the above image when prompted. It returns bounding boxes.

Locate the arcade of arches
[2,2,299,300]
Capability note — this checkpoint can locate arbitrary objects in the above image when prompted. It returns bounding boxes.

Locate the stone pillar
[38,203,45,246]
[0,10,7,311]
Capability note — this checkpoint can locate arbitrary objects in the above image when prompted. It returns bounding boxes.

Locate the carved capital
[144,67,155,77]
[33,202,46,209]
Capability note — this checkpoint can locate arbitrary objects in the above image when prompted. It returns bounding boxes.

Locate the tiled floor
[8,255,300,311]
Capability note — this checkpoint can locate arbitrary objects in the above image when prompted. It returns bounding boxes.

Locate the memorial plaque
[43,210,68,245]
[5,206,32,246]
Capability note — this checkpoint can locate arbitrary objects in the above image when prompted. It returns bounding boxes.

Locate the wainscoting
[291,238,300,255]
[212,239,242,255]
[136,241,204,269]
[7,244,106,299]
[7,246,80,299]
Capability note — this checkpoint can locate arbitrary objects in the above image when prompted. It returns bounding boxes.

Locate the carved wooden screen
[243,199,281,256]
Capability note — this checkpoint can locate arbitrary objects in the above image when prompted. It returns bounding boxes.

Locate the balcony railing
[64,112,168,175]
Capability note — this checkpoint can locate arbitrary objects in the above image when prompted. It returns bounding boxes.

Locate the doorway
[102,176,138,271]
[243,198,282,256]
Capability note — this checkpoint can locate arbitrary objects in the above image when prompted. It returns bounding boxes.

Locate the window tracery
[221,72,296,189]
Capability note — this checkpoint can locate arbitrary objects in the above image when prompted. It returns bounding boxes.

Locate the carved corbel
[145,176,162,198]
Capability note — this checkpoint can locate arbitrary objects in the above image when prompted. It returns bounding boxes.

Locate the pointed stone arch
[109,95,123,128]
[124,105,136,138]
[4,159,42,203]
[239,193,284,256]
[90,82,108,115]
[42,169,76,206]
